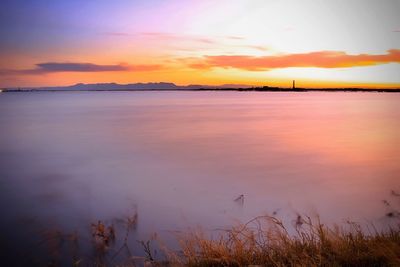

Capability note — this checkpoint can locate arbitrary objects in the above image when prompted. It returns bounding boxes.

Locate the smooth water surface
[0,91,399,261]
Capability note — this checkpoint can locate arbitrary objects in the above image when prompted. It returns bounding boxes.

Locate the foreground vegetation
[96,192,400,266]
[17,193,400,266]
[174,215,400,267]
[24,215,400,267]
[84,212,400,266]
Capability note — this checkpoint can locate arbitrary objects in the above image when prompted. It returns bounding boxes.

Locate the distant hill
[5,82,254,91]
[2,83,399,92]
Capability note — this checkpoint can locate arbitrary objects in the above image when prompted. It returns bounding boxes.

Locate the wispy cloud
[102,32,136,37]
[103,31,216,43]
[225,36,246,40]
[187,49,400,71]
[103,32,265,52]
[139,32,216,44]
[104,31,248,44]
[240,45,268,51]
[0,62,163,75]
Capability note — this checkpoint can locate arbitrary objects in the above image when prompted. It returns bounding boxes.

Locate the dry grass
[24,192,400,266]
[31,214,400,267]
[173,215,400,267]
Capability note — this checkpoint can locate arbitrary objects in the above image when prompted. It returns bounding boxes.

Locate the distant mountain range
[2,82,399,92]
[5,82,254,91]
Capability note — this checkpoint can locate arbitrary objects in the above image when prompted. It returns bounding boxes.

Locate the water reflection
[0,91,399,263]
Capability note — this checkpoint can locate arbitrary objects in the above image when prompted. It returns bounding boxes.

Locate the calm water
[0,91,399,262]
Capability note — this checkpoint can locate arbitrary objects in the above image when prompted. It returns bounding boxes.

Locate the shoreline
[3,87,400,93]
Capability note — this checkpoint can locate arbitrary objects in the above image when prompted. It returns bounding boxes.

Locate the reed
[22,193,400,266]
[172,215,400,267]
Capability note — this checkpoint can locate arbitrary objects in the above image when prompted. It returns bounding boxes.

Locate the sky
[0,0,399,88]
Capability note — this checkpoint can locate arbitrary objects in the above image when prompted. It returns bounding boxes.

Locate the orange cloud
[188,49,400,71]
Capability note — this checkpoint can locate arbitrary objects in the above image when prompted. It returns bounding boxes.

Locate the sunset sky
[1,0,399,88]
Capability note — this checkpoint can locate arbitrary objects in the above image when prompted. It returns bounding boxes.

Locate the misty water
[0,91,399,263]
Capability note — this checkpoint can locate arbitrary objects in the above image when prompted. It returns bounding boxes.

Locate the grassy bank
[14,198,400,266]
[173,216,400,267]
[13,215,400,266]
[86,213,400,266]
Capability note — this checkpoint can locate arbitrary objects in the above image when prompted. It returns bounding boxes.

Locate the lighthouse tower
[292,80,296,90]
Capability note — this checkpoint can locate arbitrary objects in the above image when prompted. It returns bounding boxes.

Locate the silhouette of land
[2,82,400,93]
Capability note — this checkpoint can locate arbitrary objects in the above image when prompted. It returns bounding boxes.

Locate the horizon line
[2,81,400,90]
